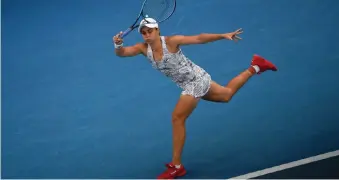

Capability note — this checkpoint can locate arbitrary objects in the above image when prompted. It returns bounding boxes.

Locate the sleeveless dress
[146,36,212,98]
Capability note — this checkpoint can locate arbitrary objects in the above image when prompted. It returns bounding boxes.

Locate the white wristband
[114,43,123,49]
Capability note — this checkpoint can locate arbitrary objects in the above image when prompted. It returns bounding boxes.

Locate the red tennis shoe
[157,163,187,179]
[251,54,278,74]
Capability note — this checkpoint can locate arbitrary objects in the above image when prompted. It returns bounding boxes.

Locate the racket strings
[142,0,176,22]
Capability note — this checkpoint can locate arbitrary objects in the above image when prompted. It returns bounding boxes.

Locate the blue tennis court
[2,0,339,178]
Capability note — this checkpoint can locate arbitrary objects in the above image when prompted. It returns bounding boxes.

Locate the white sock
[252,65,260,73]
[175,164,181,169]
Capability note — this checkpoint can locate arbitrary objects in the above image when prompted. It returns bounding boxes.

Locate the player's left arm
[169,28,243,46]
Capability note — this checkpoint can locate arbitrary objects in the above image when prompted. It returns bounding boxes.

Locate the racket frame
[120,0,176,38]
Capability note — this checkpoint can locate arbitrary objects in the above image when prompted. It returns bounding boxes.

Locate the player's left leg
[202,54,277,102]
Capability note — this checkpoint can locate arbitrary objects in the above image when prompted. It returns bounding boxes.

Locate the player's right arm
[113,32,144,57]
[115,43,144,57]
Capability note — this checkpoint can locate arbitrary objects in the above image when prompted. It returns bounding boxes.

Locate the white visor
[138,17,159,33]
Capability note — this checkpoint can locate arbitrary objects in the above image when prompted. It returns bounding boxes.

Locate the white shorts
[181,73,212,98]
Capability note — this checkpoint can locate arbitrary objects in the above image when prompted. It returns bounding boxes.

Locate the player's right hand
[113,31,123,45]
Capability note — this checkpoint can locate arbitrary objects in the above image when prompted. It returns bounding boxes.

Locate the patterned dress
[146,36,212,98]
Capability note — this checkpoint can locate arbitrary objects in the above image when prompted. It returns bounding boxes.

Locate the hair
[156,28,161,36]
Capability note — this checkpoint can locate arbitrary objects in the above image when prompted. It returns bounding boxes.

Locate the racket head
[120,0,176,38]
[141,0,176,23]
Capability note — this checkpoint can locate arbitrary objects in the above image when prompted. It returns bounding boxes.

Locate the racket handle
[121,28,132,38]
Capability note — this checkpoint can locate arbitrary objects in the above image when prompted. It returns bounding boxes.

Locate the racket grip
[121,28,132,38]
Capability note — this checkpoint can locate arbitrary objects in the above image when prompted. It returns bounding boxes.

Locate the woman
[113,17,277,179]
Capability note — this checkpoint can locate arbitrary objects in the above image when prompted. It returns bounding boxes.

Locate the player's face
[140,27,159,43]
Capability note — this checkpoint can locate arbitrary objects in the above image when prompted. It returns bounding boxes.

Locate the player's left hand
[223,28,243,42]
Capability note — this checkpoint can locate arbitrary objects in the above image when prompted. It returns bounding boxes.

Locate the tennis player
[113,17,277,179]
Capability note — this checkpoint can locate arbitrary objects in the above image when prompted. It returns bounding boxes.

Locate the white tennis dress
[146,36,212,98]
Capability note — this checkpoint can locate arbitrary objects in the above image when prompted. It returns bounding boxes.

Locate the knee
[222,95,232,103]
[172,113,186,126]
[221,88,233,103]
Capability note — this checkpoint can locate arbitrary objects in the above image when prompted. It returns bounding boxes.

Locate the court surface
[2,0,339,179]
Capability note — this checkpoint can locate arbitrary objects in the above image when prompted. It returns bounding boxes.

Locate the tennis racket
[120,0,177,38]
